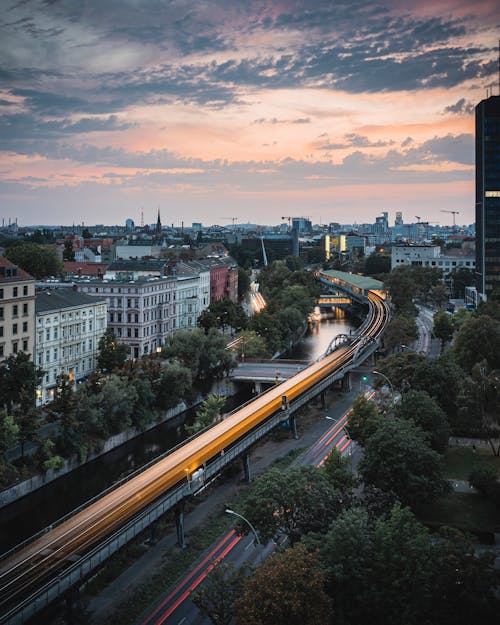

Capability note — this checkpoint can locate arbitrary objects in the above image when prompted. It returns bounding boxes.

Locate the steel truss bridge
[0,276,390,625]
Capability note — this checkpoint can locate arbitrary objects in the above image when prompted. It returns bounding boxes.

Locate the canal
[0,309,357,553]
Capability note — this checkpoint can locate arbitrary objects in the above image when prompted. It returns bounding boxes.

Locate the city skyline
[1,0,498,228]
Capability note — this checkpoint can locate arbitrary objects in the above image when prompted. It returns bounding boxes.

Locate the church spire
[156,207,162,235]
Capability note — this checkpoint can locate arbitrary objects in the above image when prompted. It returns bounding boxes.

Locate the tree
[279,285,316,317]
[235,466,342,545]
[63,239,75,261]
[322,447,357,494]
[97,329,130,373]
[236,330,269,359]
[449,266,475,298]
[433,309,454,352]
[453,314,500,373]
[383,267,417,314]
[458,362,500,454]
[0,410,19,462]
[0,352,44,413]
[234,544,331,625]
[198,299,247,334]
[359,417,448,508]
[186,394,227,435]
[394,389,450,453]
[154,362,193,411]
[4,242,63,278]
[16,409,39,458]
[237,267,250,301]
[192,562,248,625]
[346,394,382,446]
[429,283,449,308]
[382,316,418,353]
[364,252,391,277]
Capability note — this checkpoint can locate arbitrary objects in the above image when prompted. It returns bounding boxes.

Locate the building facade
[35,290,107,405]
[475,95,500,297]
[0,257,35,362]
[392,244,475,274]
[76,276,177,359]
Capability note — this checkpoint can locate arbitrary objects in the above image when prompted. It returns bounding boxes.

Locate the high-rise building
[475,95,500,297]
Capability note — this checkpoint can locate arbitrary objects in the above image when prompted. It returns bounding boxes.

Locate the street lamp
[225,508,263,563]
[372,370,395,409]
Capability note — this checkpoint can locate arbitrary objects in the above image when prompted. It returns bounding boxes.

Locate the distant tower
[156,208,162,236]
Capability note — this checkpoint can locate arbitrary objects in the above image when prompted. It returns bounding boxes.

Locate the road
[414,304,440,356]
[135,396,357,625]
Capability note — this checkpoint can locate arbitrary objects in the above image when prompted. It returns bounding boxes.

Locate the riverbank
[0,377,235,509]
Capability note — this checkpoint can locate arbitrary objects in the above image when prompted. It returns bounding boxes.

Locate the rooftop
[322,269,384,291]
[36,289,106,313]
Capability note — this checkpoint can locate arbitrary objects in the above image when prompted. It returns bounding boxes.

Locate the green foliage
[0,352,44,413]
[449,266,475,298]
[394,389,450,453]
[97,329,130,373]
[38,438,64,473]
[322,447,358,494]
[164,328,234,383]
[234,544,331,625]
[364,252,391,277]
[0,410,19,455]
[453,314,500,373]
[192,562,248,625]
[198,298,247,333]
[4,242,63,278]
[428,283,449,308]
[468,466,500,502]
[384,265,443,314]
[235,466,343,545]
[346,394,382,446]
[433,309,454,351]
[154,362,193,411]
[382,315,418,353]
[278,284,316,316]
[187,394,227,435]
[236,330,269,359]
[359,417,448,508]
[63,239,75,261]
[237,267,250,301]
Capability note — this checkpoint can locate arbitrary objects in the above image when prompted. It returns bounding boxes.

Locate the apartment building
[76,275,177,359]
[0,256,35,362]
[35,290,107,405]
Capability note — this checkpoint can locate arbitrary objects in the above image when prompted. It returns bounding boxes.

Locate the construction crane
[281,216,292,230]
[441,210,459,232]
[415,215,421,223]
[223,217,238,227]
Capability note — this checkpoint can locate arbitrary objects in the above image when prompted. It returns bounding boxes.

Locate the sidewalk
[86,386,360,624]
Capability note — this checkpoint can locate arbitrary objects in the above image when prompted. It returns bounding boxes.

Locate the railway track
[0,287,390,621]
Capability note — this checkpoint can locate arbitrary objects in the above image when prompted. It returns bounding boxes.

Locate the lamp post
[225,508,262,562]
[372,370,395,409]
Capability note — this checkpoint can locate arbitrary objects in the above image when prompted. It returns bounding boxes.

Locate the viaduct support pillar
[342,372,351,392]
[175,501,186,549]
[254,382,263,395]
[321,390,327,411]
[243,452,252,483]
[290,414,299,440]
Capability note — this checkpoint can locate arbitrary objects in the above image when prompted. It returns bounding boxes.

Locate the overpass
[0,280,390,624]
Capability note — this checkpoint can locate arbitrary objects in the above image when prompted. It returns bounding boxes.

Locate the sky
[0,0,498,229]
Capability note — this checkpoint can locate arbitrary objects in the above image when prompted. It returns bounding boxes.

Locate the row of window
[0,339,29,358]
[0,303,29,320]
[0,285,29,299]
[0,321,29,337]
[37,340,94,365]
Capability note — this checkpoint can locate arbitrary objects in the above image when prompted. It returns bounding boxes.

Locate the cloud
[252,117,311,125]
[443,98,475,115]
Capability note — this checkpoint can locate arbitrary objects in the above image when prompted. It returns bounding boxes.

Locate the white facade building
[391,245,475,274]
[35,290,107,405]
[172,261,210,331]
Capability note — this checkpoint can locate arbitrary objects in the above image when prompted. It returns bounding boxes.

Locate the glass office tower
[476,95,500,297]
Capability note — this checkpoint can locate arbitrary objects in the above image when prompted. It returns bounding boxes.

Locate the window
[23,340,28,351]
[0,345,4,357]
[53,348,58,360]
[46,351,50,363]
[13,305,18,317]
[46,328,50,340]
[22,321,28,332]
[13,342,18,353]
[0,288,3,299]
[23,285,28,296]
[0,326,2,337]
[13,287,18,297]
[54,327,58,339]
[0,307,3,321]
[12,323,18,335]
[23,303,28,315]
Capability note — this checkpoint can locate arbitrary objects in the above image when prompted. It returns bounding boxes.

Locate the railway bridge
[0,274,390,625]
